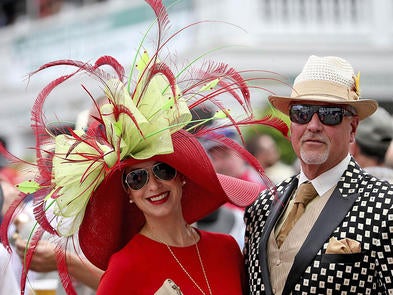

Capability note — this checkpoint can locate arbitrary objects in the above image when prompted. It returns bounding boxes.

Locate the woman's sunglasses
[289,104,356,126]
[124,162,177,190]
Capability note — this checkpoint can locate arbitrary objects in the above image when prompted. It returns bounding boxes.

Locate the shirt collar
[298,154,351,196]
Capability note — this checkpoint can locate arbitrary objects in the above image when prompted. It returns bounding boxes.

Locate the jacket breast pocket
[321,252,365,264]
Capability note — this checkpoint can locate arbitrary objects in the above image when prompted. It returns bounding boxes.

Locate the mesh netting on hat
[294,55,355,88]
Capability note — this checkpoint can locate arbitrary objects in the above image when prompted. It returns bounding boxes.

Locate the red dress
[96,229,245,294]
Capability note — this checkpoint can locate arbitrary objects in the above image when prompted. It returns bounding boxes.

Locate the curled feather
[0,2,288,294]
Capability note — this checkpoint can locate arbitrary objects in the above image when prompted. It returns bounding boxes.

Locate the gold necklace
[147,225,213,295]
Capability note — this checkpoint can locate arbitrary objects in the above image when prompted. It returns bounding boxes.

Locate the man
[244,55,393,294]
[204,128,263,184]
[349,106,393,183]
[246,133,296,184]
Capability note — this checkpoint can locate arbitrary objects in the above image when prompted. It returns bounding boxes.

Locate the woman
[96,159,247,293]
[0,0,288,294]
[0,181,20,294]
[77,128,268,295]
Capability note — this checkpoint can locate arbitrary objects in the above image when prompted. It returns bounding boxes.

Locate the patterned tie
[276,182,318,248]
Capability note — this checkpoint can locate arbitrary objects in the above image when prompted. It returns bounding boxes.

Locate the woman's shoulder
[108,234,154,265]
[197,228,238,246]
[196,229,243,265]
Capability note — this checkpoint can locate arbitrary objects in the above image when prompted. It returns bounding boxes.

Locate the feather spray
[0,0,289,294]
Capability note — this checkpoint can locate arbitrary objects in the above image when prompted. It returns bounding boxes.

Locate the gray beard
[300,149,329,165]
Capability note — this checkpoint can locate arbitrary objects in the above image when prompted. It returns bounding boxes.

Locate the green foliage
[244,105,297,165]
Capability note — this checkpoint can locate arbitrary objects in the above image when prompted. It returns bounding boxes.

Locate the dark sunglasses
[124,162,177,190]
[289,104,355,126]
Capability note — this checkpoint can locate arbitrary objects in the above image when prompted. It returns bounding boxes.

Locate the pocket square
[325,237,361,254]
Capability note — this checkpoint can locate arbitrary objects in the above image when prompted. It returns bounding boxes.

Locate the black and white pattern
[244,158,393,295]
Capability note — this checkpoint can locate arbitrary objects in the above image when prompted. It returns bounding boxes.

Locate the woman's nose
[146,172,161,189]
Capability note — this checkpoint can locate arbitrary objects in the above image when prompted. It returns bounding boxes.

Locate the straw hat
[268,55,378,120]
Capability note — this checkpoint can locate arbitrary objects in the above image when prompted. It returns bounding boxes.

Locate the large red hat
[0,1,288,293]
[80,129,264,270]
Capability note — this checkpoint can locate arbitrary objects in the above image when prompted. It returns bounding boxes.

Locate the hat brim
[79,130,264,270]
[268,95,378,120]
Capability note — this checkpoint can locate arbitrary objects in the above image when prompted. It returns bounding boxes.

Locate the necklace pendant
[155,279,183,295]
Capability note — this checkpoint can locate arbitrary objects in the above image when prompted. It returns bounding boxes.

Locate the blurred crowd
[0,0,107,27]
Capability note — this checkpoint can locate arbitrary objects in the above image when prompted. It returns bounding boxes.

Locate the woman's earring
[182,180,186,186]
[129,199,134,204]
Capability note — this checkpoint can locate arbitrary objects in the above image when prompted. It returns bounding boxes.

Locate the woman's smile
[147,192,170,204]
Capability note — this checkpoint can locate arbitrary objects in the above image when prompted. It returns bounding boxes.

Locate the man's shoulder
[364,166,393,184]
[251,176,297,205]
[352,165,393,187]
[277,175,297,188]
[342,158,393,187]
[342,164,393,196]
[360,173,393,191]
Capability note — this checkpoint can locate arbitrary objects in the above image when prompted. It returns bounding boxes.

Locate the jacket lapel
[282,159,362,295]
[259,178,298,295]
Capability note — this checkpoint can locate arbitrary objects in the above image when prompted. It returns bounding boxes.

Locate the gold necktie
[276,182,318,248]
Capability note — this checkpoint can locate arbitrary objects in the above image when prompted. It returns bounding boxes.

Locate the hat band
[291,80,359,102]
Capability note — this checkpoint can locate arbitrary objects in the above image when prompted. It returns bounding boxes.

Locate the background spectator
[349,106,393,183]
[246,133,297,184]
[0,182,20,294]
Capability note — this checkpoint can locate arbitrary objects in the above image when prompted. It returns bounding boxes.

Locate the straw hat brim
[78,130,264,270]
[268,95,378,120]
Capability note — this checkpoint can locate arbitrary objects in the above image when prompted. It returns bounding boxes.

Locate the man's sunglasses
[289,104,356,126]
[124,162,177,190]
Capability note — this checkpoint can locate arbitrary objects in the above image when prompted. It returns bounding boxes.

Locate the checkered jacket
[244,158,393,295]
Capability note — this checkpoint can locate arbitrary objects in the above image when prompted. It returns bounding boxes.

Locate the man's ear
[349,117,359,143]
[349,141,359,157]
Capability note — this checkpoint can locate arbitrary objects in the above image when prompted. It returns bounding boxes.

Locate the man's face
[208,146,244,177]
[289,103,359,176]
